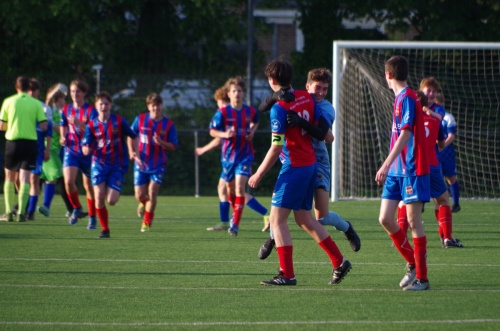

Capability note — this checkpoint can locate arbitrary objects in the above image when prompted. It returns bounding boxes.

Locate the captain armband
[271,133,284,145]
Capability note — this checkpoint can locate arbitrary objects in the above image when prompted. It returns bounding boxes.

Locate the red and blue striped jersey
[82,113,137,168]
[423,113,446,168]
[130,113,178,171]
[210,104,258,165]
[271,90,319,167]
[388,87,429,176]
[60,102,97,155]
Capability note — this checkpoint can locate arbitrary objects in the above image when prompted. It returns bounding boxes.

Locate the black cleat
[444,238,464,248]
[451,204,461,213]
[260,273,297,286]
[98,230,110,238]
[258,237,275,260]
[329,259,352,285]
[344,221,361,252]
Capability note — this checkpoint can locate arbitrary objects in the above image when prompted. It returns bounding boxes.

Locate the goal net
[331,41,500,201]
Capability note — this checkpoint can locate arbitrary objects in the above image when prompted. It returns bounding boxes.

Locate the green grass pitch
[0,196,499,330]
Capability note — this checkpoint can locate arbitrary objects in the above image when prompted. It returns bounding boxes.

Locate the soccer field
[0,196,499,330]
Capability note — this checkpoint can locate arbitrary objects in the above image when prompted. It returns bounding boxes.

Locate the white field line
[1,283,499,293]
[0,319,499,327]
[0,257,499,267]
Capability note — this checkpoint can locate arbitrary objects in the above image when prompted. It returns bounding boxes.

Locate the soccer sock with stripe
[389,228,415,265]
[232,196,245,226]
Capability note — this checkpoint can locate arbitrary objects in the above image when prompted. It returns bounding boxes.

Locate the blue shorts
[134,165,166,186]
[91,162,125,192]
[63,152,91,177]
[382,175,430,204]
[315,157,330,191]
[430,167,447,198]
[272,163,316,211]
[221,160,252,183]
[32,153,44,175]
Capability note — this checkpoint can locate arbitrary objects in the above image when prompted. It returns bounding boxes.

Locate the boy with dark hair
[375,56,430,291]
[82,92,138,238]
[249,59,351,286]
[128,93,178,233]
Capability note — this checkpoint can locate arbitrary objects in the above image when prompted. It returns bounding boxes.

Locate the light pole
[92,64,103,94]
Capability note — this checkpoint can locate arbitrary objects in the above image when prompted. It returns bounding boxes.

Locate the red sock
[87,198,96,217]
[96,207,109,231]
[276,246,294,279]
[232,196,245,226]
[389,228,415,264]
[318,236,344,269]
[67,191,81,209]
[413,236,428,281]
[434,209,444,239]
[439,205,453,240]
[144,211,154,226]
[397,205,408,236]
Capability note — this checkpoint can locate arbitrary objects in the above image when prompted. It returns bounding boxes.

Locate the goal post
[331,41,500,201]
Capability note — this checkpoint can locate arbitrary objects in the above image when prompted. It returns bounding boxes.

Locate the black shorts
[4,139,38,171]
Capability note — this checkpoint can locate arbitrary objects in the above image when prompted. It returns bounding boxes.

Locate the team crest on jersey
[405,186,413,195]
[271,119,281,132]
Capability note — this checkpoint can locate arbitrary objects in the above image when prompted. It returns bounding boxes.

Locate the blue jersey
[210,104,258,165]
[131,112,178,172]
[429,103,445,119]
[388,87,429,177]
[60,103,98,156]
[82,113,136,169]
[271,90,319,167]
[312,99,335,161]
[439,112,457,161]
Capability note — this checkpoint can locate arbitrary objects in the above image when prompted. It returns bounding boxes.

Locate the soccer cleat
[87,216,97,230]
[228,225,238,237]
[451,204,461,213]
[344,221,361,252]
[38,205,50,217]
[444,238,464,248]
[400,263,416,288]
[206,223,229,231]
[11,204,18,217]
[141,222,150,232]
[69,208,80,225]
[403,279,430,291]
[0,213,15,222]
[65,211,71,218]
[260,273,297,286]
[17,214,26,222]
[98,230,110,238]
[258,237,276,260]
[77,210,88,219]
[329,259,352,285]
[26,212,35,221]
[137,203,145,218]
